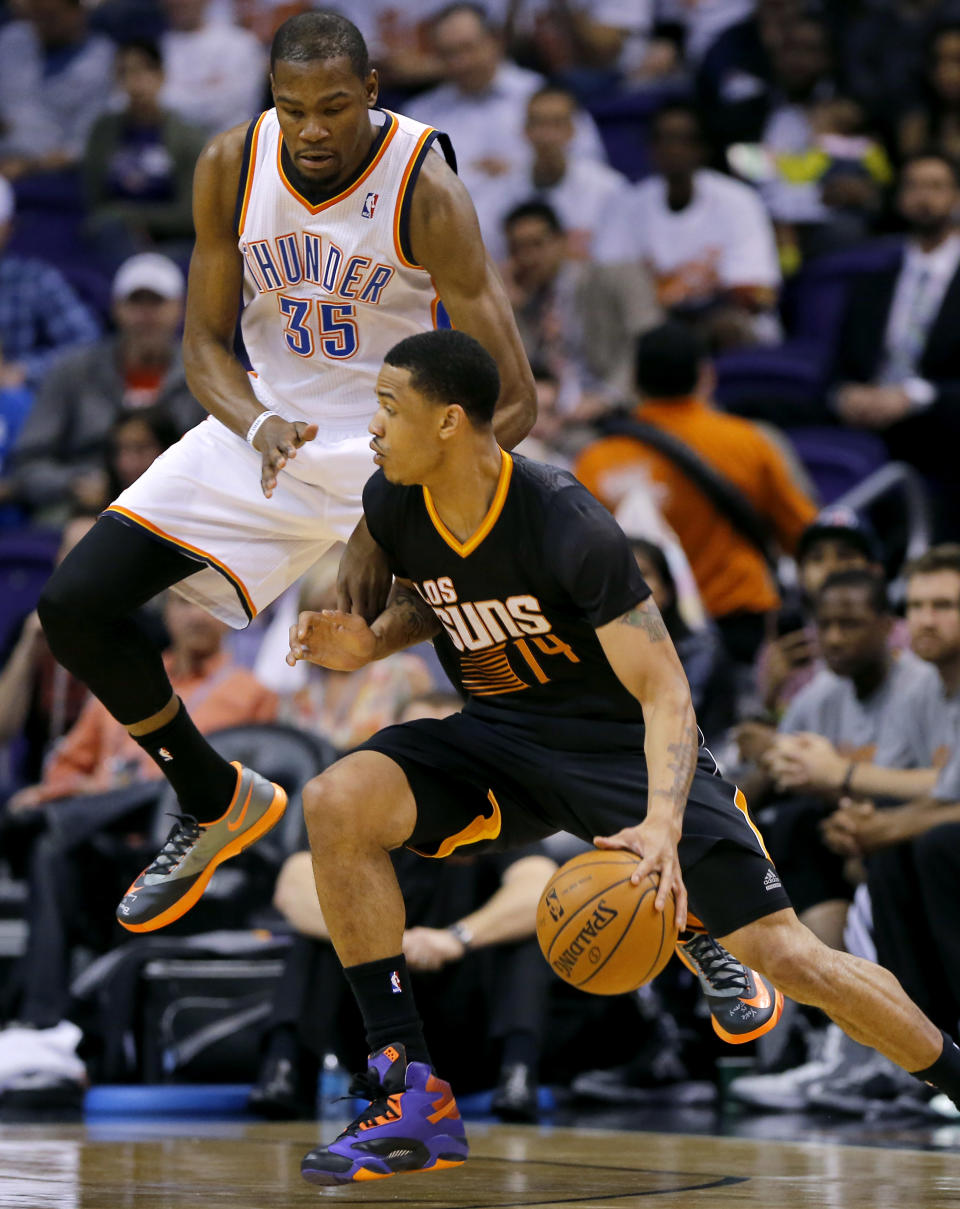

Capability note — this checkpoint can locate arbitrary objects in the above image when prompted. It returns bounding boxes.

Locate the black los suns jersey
[363,451,652,745]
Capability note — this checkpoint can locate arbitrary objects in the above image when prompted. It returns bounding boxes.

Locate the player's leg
[38,515,286,932]
[718,908,960,1103]
[298,750,468,1185]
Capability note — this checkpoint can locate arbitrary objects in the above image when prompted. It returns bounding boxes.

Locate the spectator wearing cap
[0,175,100,394]
[0,0,115,178]
[6,253,204,522]
[750,505,908,718]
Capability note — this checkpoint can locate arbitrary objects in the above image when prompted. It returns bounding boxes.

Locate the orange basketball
[536,849,678,995]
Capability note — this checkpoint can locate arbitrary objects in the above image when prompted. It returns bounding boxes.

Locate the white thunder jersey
[108,107,452,628]
[238,106,449,454]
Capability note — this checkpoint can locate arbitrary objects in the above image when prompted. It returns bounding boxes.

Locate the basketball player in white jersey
[36,12,536,935]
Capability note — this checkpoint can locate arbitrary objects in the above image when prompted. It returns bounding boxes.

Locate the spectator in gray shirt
[0,0,115,178]
[748,569,933,948]
[6,252,205,521]
[773,547,960,1047]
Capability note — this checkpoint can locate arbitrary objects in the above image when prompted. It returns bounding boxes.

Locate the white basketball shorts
[106,415,371,628]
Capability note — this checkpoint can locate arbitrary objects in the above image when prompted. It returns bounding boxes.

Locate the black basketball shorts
[357,710,793,938]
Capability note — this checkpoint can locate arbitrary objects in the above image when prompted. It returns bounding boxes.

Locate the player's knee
[302,772,362,846]
[37,567,80,657]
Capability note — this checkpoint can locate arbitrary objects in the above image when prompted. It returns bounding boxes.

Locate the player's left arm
[409,152,537,450]
[289,578,440,670]
[595,599,697,930]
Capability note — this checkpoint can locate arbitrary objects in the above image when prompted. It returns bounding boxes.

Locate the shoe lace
[681,932,749,994]
[148,813,202,874]
[339,1069,402,1136]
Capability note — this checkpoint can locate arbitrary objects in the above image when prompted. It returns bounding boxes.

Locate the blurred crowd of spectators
[2,0,960,1127]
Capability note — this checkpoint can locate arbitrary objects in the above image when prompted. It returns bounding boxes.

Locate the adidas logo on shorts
[763,868,782,892]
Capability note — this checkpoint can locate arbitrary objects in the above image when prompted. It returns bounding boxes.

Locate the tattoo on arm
[652,715,699,819]
[391,583,441,644]
[617,598,669,643]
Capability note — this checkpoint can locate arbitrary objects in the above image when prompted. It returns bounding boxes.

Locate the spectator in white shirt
[484,85,629,262]
[596,102,780,350]
[406,2,606,235]
[0,0,115,179]
[160,0,267,135]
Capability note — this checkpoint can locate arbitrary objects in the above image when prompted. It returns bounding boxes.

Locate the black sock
[501,1029,538,1071]
[132,700,237,823]
[911,1030,960,1104]
[343,954,431,1067]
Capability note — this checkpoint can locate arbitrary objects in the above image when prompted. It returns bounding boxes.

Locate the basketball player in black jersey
[290,330,960,1186]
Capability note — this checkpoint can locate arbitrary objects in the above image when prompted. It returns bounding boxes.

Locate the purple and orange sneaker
[300,1043,468,1185]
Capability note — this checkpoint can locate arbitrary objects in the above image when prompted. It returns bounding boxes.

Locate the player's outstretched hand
[594,819,688,932]
[254,416,318,498]
[287,609,378,671]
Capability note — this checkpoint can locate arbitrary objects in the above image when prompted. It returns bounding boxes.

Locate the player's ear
[365,68,379,108]
[438,405,463,440]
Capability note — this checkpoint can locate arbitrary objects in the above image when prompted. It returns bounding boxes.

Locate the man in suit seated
[831,153,960,538]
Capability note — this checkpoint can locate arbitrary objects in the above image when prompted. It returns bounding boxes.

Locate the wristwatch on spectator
[447,921,473,951]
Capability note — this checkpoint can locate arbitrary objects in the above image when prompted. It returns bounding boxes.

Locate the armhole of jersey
[394,129,453,270]
[234,112,265,238]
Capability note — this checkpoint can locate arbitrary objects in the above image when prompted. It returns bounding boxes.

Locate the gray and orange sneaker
[116,762,287,933]
[676,928,783,1045]
[301,1043,468,1185]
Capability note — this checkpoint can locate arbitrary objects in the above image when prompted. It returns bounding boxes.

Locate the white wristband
[245,411,279,446]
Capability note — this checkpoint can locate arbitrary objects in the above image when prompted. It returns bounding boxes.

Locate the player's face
[814,588,888,678]
[271,57,378,185]
[906,571,960,665]
[370,364,445,485]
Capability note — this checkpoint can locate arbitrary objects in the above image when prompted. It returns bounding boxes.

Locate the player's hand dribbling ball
[536,849,678,995]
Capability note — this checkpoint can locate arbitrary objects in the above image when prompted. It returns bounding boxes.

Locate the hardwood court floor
[2,1119,960,1209]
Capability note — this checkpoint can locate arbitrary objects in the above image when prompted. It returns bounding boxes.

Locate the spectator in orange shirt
[575,321,817,663]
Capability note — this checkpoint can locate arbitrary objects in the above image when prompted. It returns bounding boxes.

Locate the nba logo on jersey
[390,969,402,994]
[362,191,379,219]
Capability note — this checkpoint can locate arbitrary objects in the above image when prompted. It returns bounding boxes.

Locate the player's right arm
[183,125,318,498]
[288,579,440,670]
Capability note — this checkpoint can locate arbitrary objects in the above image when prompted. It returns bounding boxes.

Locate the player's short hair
[384,330,500,427]
[270,10,370,78]
[503,199,564,235]
[816,568,889,616]
[906,544,960,581]
[117,38,162,69]
[635,320,706,398]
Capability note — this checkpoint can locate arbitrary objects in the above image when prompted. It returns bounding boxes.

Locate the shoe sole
[302,1155,466,1186]
[117,780,287,933]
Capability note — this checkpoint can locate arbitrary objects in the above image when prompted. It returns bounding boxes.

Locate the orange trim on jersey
[237,111,268,238]
[734,786,772,861]
[104,506,257,620]
[423,449,512,559]
[393,124,435,269]
[276,111,398,216]
[411,789,503,859]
